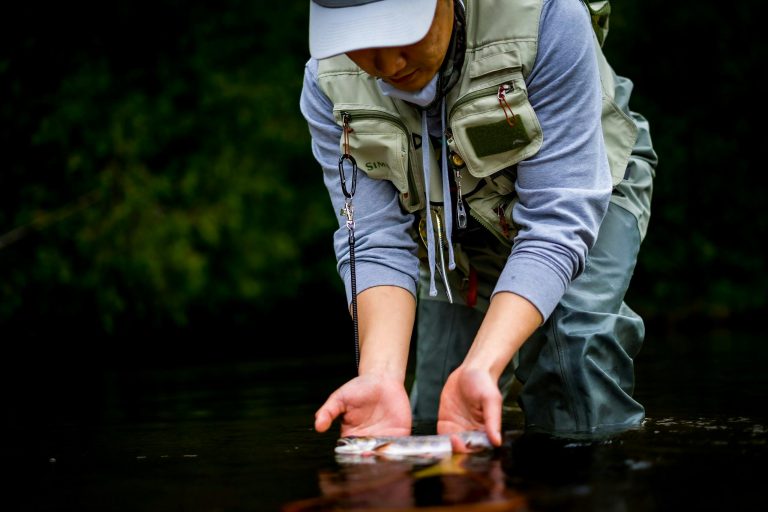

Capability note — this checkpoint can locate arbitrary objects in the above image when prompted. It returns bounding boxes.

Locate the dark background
[1,0,764,359]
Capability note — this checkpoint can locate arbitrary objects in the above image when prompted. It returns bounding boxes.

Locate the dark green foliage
[604,0,766,322]
[0,1,339,335]
[0,0,763,337]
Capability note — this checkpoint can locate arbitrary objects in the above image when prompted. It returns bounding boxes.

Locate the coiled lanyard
[338,112,359,370]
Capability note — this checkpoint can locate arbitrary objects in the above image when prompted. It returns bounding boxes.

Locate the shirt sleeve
[492,0,613,320]
[299,59,420,306]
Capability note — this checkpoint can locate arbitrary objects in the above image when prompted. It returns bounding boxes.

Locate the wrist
[461,351,508,381]
[461,292,542,379]
[357,362,407,382]
[358,341,409,381]
[355,285,415,382]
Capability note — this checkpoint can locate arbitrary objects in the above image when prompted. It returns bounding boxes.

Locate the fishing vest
[316,0,637,249]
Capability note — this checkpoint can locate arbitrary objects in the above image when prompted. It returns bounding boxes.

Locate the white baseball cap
[309,0,439,60]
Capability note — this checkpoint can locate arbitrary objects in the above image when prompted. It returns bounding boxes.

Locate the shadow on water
[6,325,767,511]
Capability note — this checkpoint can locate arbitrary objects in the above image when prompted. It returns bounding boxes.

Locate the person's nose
[373,47,407,78]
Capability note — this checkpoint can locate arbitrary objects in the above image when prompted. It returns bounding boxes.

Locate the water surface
[8,328,767,511]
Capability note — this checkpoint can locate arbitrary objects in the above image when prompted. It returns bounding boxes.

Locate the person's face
[345,0,454,92]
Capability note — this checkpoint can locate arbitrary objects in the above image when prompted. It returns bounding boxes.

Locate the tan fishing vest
[316,0,637,249]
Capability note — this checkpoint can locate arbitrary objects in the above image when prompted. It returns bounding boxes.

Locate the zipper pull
[496,203,511,239]
[497,84,517,128]
[450,151,468,230]
[456,192,468,230]
[338,111,358,199]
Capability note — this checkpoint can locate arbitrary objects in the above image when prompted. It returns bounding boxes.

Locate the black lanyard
[339,112,359,370]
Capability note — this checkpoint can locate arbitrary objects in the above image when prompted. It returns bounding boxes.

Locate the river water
[7,327,766,511]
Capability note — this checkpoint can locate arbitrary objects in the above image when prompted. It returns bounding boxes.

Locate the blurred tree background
[0,0,763,350]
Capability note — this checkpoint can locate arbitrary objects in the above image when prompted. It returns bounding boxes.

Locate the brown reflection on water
[281,412,768,511]
[282,452,527,512]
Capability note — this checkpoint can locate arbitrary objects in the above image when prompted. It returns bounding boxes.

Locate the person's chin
[386,70,426,91]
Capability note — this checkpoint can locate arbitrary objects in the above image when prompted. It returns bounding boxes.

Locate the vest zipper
[468,208,513,248]
[446,129,468,230]
[448,82,515,120]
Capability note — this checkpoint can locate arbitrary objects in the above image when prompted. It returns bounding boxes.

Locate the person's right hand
[314,374,412,437]
[437,365,503,447]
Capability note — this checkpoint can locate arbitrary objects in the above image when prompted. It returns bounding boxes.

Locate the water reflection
[284,450,527,511]
[283,414,767,511]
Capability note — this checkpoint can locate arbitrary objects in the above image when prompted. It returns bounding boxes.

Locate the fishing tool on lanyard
[338,111,360,370]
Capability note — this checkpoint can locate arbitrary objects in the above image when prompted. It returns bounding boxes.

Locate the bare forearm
[354,285,416,381]
[462,291,543,379]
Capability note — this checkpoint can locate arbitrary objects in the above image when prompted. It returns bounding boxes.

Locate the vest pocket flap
[333,106,410,193]
[469,53,521,80]
[449,80,543,178]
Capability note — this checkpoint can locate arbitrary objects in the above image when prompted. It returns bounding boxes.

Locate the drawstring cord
[420,100,456,301]
[420,112,438,297]
[440,99,456,273]
[338,112,360,370]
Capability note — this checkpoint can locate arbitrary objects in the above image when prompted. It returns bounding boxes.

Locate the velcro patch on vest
[465,115,531,158]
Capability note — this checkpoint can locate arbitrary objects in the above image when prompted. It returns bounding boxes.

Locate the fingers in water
[315,392,347,433]
[449,434,472,453]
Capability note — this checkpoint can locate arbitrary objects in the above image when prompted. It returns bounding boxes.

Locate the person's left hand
[436,365,503,447]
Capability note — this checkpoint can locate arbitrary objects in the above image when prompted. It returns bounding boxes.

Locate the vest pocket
[448,75,543,178]
[334,107,424,212]
[467,193,519,248]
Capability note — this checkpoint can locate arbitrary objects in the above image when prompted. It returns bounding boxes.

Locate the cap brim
[309,0,439,60]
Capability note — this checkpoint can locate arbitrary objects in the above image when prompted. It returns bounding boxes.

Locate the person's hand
[437,366,503,447]
[314,373,412,437]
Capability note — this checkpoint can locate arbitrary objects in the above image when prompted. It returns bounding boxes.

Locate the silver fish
[334,430,493,457]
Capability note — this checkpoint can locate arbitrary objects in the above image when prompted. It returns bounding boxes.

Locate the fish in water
[335,430,493,458]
